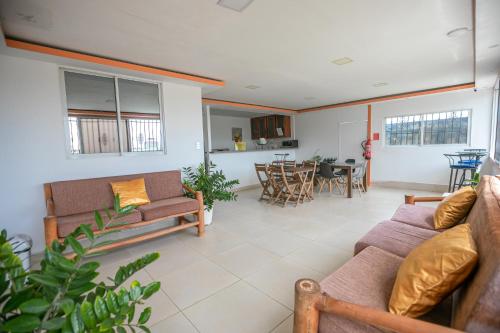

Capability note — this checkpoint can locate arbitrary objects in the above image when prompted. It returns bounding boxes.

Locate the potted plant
[182,163,239,225]
[0,197,161,333]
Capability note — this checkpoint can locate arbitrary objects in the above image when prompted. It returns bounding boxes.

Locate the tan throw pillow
[434,186,477,229]
[110,178,150,208]
[389,223,478,317]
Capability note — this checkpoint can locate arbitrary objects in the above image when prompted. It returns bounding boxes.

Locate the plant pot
[204,208,213,225]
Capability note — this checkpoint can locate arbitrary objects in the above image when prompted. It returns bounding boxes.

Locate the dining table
[328,162,367,198]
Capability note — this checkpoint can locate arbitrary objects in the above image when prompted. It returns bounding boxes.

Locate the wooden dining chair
[255,163,272,201]
[301,160,317,202]
[269,164,301,207]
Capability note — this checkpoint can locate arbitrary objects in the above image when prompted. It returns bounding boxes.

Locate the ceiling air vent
[217,0,254,12]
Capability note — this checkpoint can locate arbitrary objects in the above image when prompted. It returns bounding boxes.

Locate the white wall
[296,88,494,186]
[210,115,252,151]
[0,54,204,252]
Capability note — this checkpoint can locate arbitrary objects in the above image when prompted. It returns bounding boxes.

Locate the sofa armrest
[293,279,462,333]
[404,194,445,205]
[182,183,197,195]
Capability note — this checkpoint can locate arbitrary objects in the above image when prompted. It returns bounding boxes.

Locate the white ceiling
[0,0,498,109]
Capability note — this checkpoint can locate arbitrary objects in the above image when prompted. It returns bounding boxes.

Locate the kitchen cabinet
[251,115,291,139]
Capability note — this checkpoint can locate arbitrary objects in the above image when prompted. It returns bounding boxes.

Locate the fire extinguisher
[362,139,372,160]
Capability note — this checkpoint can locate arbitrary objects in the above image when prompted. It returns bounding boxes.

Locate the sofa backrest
[48,170,184,217]
[452,175,500,332]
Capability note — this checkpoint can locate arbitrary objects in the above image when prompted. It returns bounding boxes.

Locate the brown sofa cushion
[50,171,184,217]
[319,246,452,333]
[138,197,199,221]
[354,220,438,257]
[319,246,403,333]
[57,209,142,238]
[391,204,440,231]
[452,176,500,332]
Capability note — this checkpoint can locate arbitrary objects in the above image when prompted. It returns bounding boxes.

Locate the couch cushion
[391,204,440,231]
[319,246,403,333]
[50,171,183,217]
[453,176,500,332]
[138,197,199,221]
[319,246,452,332]
[354,220,438,257]
[57,209,142,238]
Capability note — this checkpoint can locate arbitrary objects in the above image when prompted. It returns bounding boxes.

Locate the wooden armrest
[294,279,462,333]
[182,184,197,194]
[404,194,445,205]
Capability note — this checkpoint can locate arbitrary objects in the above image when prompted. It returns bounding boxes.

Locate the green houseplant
[182,163,239,225]
[0,196,160,333]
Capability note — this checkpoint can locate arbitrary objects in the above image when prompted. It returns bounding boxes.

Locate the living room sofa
[294,175,500,333]
[44,170,204,254]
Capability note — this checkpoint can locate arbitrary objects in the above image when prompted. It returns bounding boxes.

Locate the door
[338,121,367,162]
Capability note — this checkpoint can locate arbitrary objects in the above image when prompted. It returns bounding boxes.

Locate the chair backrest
[452,176,500,332]
[302,160,317,182]
[319,162,334,178]
[353,160,368,178]
[255,163,269,185]
[284,160,297,167]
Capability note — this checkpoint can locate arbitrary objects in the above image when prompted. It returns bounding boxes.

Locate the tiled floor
[61,186,439,332]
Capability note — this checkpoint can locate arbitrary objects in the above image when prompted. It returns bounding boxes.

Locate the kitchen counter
[209,147,297,154]
[208,148,298,189]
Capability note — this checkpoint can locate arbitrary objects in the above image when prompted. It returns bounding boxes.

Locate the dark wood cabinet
[251,116,268,140]
[251,115,291,139]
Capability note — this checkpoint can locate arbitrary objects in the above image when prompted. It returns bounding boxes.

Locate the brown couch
[294,175,500,333]
[44,170,205,254]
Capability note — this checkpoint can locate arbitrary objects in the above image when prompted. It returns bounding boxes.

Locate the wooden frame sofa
[43,170,204,254]
[294,175,500,333]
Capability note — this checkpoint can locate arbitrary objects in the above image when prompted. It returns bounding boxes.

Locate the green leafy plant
[0,196,161,333]
[182,163,239,211]
[310,149,322,163]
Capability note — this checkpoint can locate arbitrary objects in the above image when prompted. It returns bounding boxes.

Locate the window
[385,110,470,146]
[63,70,164,155]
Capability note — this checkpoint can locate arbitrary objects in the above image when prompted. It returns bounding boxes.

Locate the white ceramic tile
[159,259,238,309]
[285,242,352,275]
[138,288,179,326]
[209,243,280,278]
[151,312,198,333]
[143,240,205,279]
[245,259,323,309]
[250,230,309,256]
[176,226,246,256]
[184,281,291,333]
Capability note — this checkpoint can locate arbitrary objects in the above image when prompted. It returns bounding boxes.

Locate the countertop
[209,147,298,155]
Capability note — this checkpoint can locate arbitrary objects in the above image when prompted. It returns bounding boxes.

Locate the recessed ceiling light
[304,97,315,100]
[217,0,254,12]
[489,44,499,49]
[373,82,388,87]
[446,27,471,38]
[332,57,353,65]
[245,85,260,90]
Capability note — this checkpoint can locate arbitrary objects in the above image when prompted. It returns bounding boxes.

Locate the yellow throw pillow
[110,178,150,208]
[389,223,478,317]
[434,186,477,229]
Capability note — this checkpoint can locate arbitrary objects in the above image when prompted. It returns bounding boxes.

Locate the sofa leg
[195,190,205,237]
[44,216,58,247]
[294,279,321,333]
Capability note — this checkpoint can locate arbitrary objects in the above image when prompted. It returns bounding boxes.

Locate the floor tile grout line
[268,313,293,333]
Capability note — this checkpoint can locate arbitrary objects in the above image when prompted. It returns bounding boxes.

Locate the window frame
[60,67,166,158]
[383,109,472,147]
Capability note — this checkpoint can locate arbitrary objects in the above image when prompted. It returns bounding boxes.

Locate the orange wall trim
[202,98,297,113]
[299,83,475,113]
[366,104,372,187]
[5,38,225,87]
